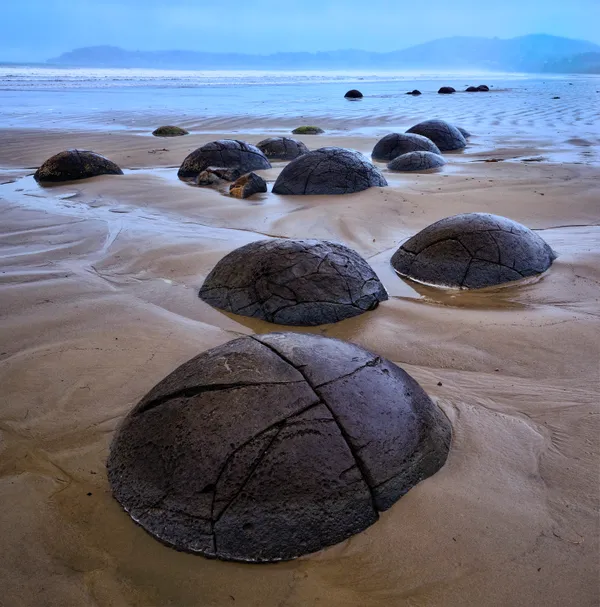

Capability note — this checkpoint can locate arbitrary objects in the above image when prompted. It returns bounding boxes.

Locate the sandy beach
[1,112,599,607]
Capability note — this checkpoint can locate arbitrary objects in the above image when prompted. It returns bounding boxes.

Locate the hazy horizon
[2,0,599,63]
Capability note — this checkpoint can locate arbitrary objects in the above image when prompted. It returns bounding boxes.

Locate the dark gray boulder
[229,172,267,199]
[387,151,446,172]
[256,137,309,160]
[391,213,557,289]
[292,126,324,135]
[457,127,472,139]
[465,86,478,92]
[344,89,363,99]
[272,147,387,196]
[199,238,388,325]
[107,332,451,563]
[152,125,188,137]
[438,87,456,94]
[406,90,422,95]
[372,133,441,162]
[406,120,467,152]
[178,140,271,181]
[477,85,490,92]
[34,150,123,183]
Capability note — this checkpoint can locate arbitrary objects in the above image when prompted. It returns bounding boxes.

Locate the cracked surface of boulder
[344,89,363,98]
[107,332,451,563]
[229,172,267,199]
[199,238,388,325]
[391,213,557,289]
[152,125,188,137]
[256,137,308,160]
[272,147,387,196]
[372,133,441,162]
[34,150,123,183]
[178,140,271,181]
[196,167,244,186]
[406,120,467,152]
[387,151,446,172]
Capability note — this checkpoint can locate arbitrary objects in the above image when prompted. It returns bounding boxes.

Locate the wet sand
[0,126,599,606]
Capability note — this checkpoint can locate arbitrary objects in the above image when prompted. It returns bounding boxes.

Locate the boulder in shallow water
[391,212,556,289]
[457,127,472,139]
[292,126,325,135]
[344,89,363,99]
[438,86,456,94]
[229,172,267,199]
[406,89,422,95]
[372,133,441,162]
[199,238,388,325]
[178,140,271,181]
[387,151,446,172]
[107,331,451,562]
[273,147,387,195]
[196,166,244,186]
[465,86,478,92]
[477,85,490,92]
[152,125,188,137]
[256,137,308,160]
[34,150,123,183]
[406,119,467,152]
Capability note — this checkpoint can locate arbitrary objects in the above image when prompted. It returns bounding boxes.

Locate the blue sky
[2,0,599,61]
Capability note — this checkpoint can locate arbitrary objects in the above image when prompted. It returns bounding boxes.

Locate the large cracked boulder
[34,150,123,183]
[107,332,451,563]
[178,140,271,181]
[406,120,467,152]
[372,133,441,162]
[199,239,388,325]
[256,137,308,160]
[388,151,446,172]
[391,213,557,289]
[272,147,387,196]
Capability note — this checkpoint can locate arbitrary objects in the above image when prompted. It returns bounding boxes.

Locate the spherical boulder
[272,147,387,196]
[387,151,446,172]
[477,85,490,92]
[34,150,123,183]
[292,126,324,135]
[391,213,556,289]
[465,86,478,93]
[438,87,456,94]
[406,119,467,152]
[199,238,388,325]
[372,133,441,162]
[178,140,271,181]
[256,137,308,160]
[344,89,363,99]
[152,125,188,137]
[107,332,451,562]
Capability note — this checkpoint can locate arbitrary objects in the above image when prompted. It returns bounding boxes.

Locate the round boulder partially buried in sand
[391,213,557,289]
[438,86,456,94]
[256,137,309,160]
[178,140,271,181]
[344,89,363,99]
[388,151,446,172]
[406,119,467,152]
[372,133,441,162]
[34,150,123,183]
[199,239,388,325]
[272,147,387,195]
[107,332,452,562]
[152,125,189,137]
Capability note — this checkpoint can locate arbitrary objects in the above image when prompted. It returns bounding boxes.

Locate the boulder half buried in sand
[292,126,324,135]
[391,213,556,289]
[387,151,446,172]
[256,137,308,160]
[199,238,388,325]
[178,140,271,181]
[152,125,188,137]
[406,89,422,95]
[457,127,472,139]
[372,133,441,162]
[196,166,244,186]
[438,86,456,94]
[34,150,123,183]
[107,332,451,562]
[344,89,363,98]
[406,119,467,152]
[229,173,267,199]
[272,147,387,195]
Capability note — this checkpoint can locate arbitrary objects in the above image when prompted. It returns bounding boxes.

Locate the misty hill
[50,35,600,73]
[542,52,600,74]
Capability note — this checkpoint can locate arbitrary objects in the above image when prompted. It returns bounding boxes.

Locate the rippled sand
[0,124,598,606]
